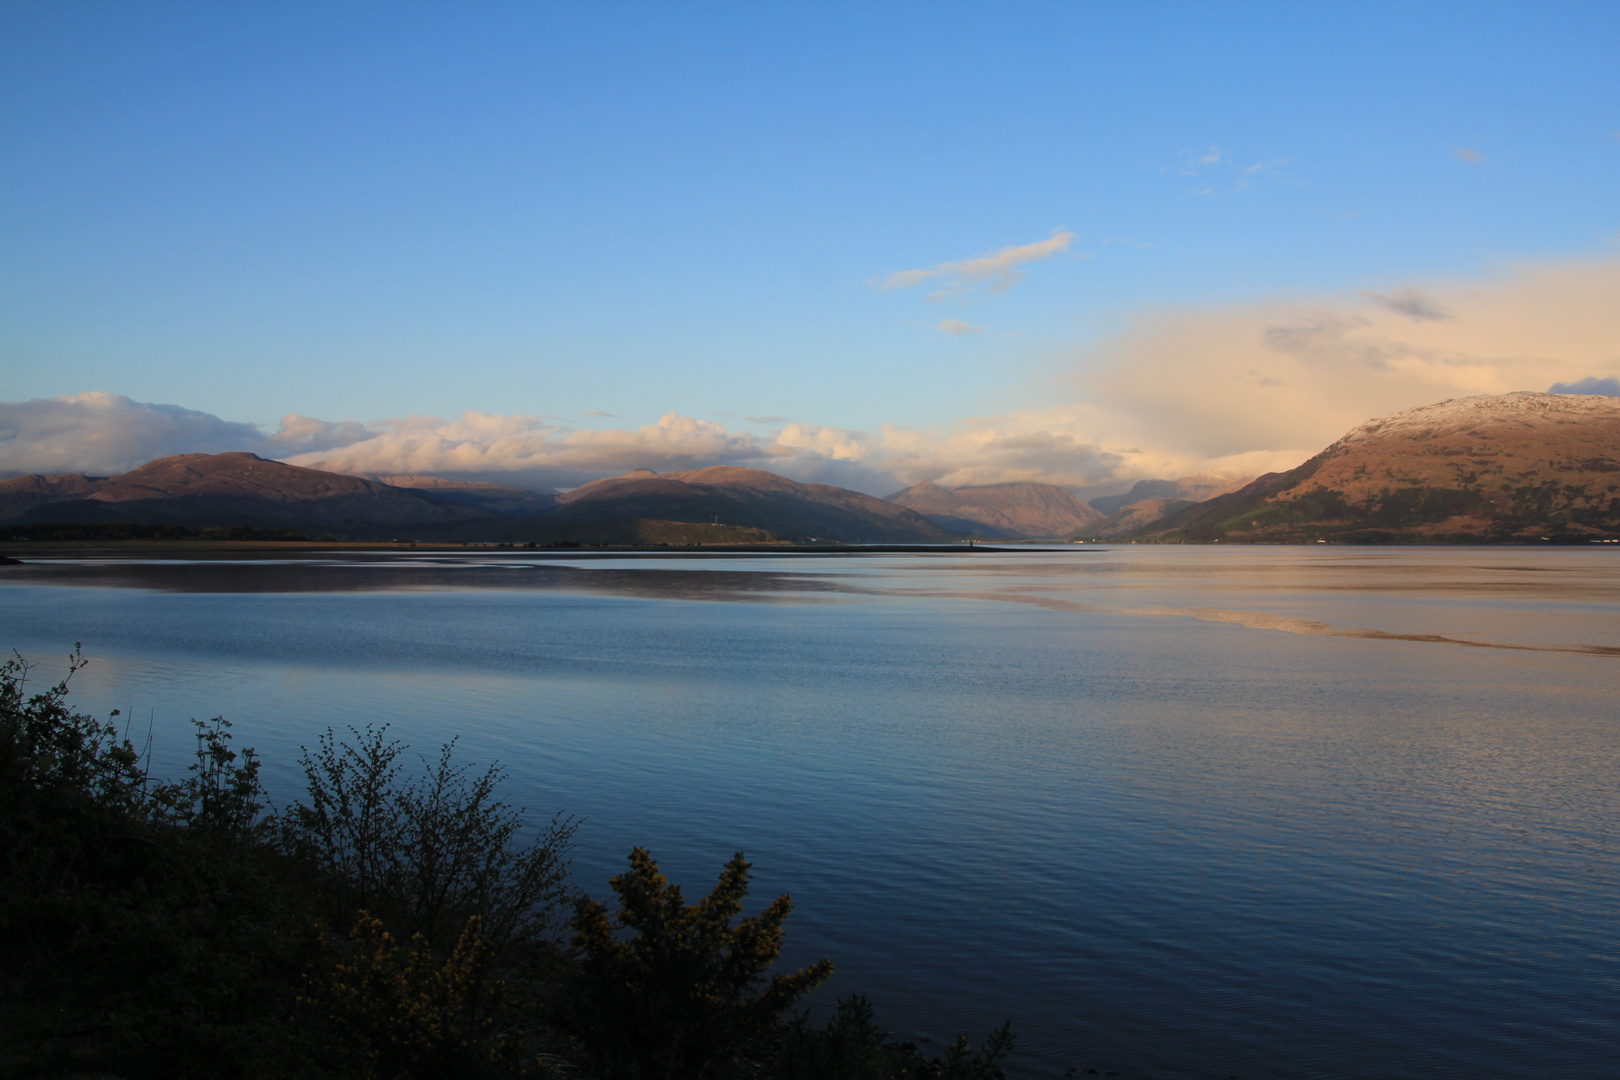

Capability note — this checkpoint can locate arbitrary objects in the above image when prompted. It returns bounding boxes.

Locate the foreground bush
[0,649,323,1077]
[564,848,834,1079]
[0,647,1012,1080]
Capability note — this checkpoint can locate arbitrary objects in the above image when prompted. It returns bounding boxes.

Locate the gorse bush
[0,647,1015,1080]
[315,913,506,1080]
[565,848,834,1080]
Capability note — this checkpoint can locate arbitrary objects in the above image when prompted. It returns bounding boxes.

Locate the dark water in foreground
[3,546,1617,1079]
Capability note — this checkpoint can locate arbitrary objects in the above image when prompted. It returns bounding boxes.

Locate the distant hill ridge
[364,474,559,516]
[1128,392,1620,542]
[551,465,953,542]
[1,455,953,543]
[0,452,485,532]
[884,480,1103,538]
[1086,474,1250,516]
[1079,498,1201,539]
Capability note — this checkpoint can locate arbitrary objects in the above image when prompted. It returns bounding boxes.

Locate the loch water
[3,546,1617,1079]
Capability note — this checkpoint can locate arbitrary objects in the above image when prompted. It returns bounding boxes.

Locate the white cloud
[286,411,787,490]
[267,413,378,453]
[876,230,1076,299]
[0,392,1126,495]
[285,409,1128,494]
[1453,147,1483,163]
[936,318,983,336]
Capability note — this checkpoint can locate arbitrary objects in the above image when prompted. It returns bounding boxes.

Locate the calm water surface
[3,546,1617,1079]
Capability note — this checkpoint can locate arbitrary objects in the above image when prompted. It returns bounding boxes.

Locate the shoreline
[0,539,1056,560]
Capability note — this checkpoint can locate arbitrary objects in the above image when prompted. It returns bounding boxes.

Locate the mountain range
[539,466,951,542]
[883,481,1103,538]
[1086,474,1251,516]
[0,456,952,543]
[6,392,1617,544]
[1107,392,1620,543]
[361,474,559,516]
[1081,498,1201,539]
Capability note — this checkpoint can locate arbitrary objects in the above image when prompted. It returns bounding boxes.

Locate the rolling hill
[0,453,487,533]
[544,466,953,542]
[1,456,957,543]
[365,474,559,516]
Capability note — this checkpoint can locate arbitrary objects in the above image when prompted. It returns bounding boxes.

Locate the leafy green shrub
[0,645,145,827]
[278,725,578,955]
[148,716,266,842]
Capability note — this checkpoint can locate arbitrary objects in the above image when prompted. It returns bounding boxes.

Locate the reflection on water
[3,546,1617,1078]
[10,546,1620,654]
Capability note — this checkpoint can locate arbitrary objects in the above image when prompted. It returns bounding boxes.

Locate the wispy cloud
[1361,285,1451,321]
[1167,145,1292,193]
[936,318,984,336]
[875,230,1076,299]
[1233,158,1290,190]
[582,409,616,418]
[1166,145,1224,175]
[1453,147,1483,163]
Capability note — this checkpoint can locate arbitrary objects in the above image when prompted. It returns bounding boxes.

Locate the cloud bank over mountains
[0,393,374,477]
[0,396,1125,496]
[4,256,1616,495]
[1080,253,1620,480]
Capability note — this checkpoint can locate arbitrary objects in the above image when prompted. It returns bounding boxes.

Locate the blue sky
[3,2,1618,491]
